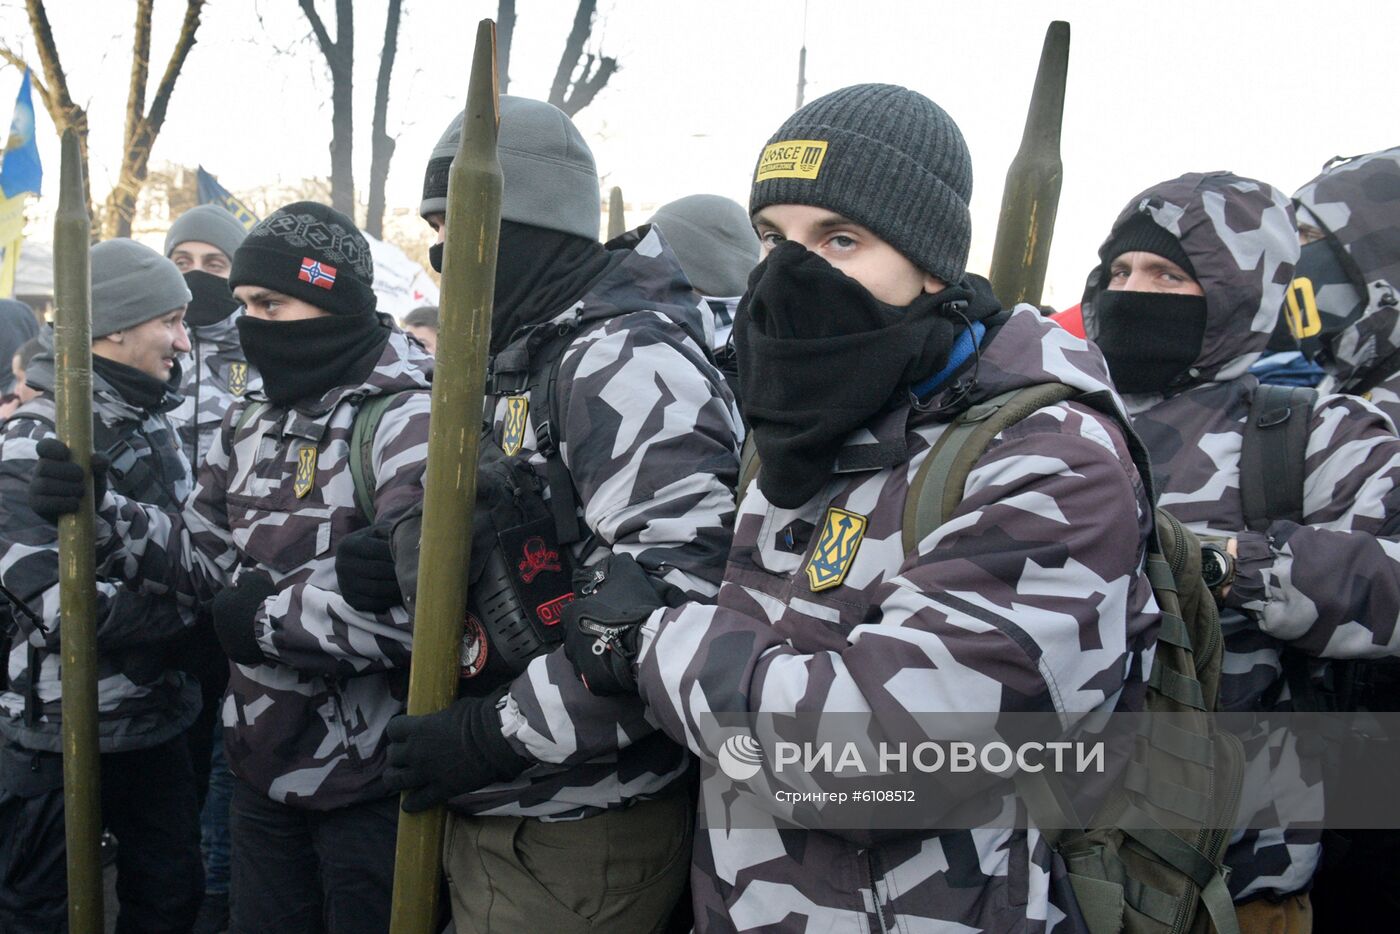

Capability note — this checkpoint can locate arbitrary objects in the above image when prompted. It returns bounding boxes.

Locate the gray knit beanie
[91,239,192,339]
[164,204,249,261]
[749,83,973,283]
[648,194,759,297]
[421,96,600,241]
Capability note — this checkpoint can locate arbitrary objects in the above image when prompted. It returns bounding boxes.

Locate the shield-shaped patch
[502,396,529,456]
[228,362,249,397]
[806,507,867,592]
[294,445,318,498]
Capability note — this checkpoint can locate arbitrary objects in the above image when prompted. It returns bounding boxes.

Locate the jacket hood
[1293,147,1400,389]
[588,225,716,352]
[1083,172,1299,387]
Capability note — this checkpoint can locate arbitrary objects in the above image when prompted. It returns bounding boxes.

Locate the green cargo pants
[444,786,693,933]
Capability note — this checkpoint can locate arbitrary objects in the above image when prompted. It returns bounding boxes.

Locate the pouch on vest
[392,431,576,696]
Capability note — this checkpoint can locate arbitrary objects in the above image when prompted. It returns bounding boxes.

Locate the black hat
[1099,213,1197,280]
[229,201,376,316]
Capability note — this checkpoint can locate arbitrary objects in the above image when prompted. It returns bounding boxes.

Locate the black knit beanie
[749,83,973,284]
[229,201,377,316]
[1099,213,1197,279]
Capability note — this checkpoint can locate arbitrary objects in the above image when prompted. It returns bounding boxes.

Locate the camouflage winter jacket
[455,227,742,820]
[170,313,259,467]
[94,327,433,809]
[634,306,1160,932]
[0,354,197,754]
[1294,147,1400,427]
[1084,172,1400,900]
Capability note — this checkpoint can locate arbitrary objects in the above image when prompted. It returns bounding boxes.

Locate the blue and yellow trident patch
[293,445,318,498]
[228,362,249,397]
[502,396,529,456]
[806,507,867,592]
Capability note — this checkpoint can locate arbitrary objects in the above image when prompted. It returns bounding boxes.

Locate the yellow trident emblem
[806,507,867,592]
[502,396,529,456]
[293,445,318,498]
[228,362,249,397]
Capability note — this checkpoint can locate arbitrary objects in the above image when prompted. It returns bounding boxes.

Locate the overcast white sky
[1,0,1396,307]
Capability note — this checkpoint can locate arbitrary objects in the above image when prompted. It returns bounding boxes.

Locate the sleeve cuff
[1225,530,1273,611]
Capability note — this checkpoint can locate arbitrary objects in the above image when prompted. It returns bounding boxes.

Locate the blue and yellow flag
[0,70,41,199]
[196,166,258,230]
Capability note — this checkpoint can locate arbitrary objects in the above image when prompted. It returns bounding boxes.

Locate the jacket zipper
[867,849,891,934]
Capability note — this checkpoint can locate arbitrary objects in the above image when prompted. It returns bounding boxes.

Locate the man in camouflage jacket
[1291,147,1400,426]
[359,96,740,934]
[35,203,434,933]
[1082,171,1400,926]
[560,84,1162,933]
[0,239,203,932]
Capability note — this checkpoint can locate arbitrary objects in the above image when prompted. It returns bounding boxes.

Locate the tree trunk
[102,0,206,239]
[547,0,617,117]
[497,0,515,93]
[365,0,403,239]
[299,0,355,217]
[22,0,92,216]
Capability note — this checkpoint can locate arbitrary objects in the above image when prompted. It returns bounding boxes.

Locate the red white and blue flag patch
[298,258,337,290]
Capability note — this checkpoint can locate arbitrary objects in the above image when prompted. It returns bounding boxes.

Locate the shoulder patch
[756,139,828,183]
[806,506,867,592]
[228,362,249,397]
[502,395,529,456]
[293,444,318,498]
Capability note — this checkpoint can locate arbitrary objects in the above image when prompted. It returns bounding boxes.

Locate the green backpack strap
[902,383,1079,555]
[349,393,403,523]
[234,401,268,435]
[737,435,760,500]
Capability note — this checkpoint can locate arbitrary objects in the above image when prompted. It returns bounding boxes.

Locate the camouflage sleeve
[635,405,1154,832]
[253,392,431,677]
[0,421,192,655]
[1232,393,1400,658]
[557,313,740,598]
[499,315,740,765]
[94,408,240,605]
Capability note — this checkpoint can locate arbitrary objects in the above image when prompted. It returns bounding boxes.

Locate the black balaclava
[183,270,240,328]
[1290,235,1367,362]
[735,242,999,508]
[1089,290,1209,394]
[237,314,390,407]
[486,220,613,355]
[1088,215,1209,393]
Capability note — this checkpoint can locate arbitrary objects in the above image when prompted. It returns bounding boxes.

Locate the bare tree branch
[24,0,91,212]
[103,0,207,237]
[365,0,402,237]
[297,0,336,60]
[547,0,617,117]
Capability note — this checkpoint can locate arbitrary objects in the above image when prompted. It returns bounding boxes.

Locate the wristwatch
[1200,542,1235,598]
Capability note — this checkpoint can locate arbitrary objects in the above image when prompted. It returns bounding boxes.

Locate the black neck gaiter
[93,354,172,412]
[1088,290,1208,394]
[735,242,999,509]
[236,314,390,406]
[489,221,614,354]
[183,270,240,328]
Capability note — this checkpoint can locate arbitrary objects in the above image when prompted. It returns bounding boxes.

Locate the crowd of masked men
[0,82,1397,934]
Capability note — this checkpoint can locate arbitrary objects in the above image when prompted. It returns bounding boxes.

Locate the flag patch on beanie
[298,258,337,290]
[756,139,828,182]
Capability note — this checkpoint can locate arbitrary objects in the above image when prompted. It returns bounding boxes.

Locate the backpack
[739,382,1245,934]
[235,392,403,522]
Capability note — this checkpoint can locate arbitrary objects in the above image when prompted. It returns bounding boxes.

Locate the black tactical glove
[29,438,110,523]
[335,523,403,612]
[211,572,277,665]
[383,687,530,812]
[562,554,681,696]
